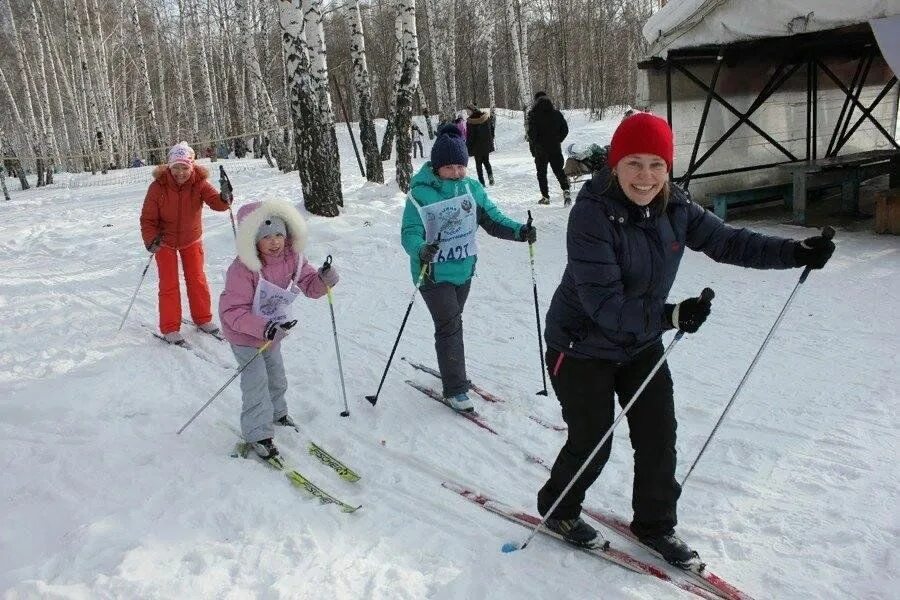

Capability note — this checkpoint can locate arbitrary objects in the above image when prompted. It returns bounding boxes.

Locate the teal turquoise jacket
[401,162,525,285]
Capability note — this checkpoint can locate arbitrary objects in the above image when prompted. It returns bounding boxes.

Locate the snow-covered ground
[1,110,898,599]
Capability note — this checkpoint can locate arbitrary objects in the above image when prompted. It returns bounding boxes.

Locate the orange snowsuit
[140,164,230,334]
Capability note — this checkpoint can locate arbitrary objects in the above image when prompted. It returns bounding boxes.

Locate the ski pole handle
[219,165,233,204]
[700,287,714,303]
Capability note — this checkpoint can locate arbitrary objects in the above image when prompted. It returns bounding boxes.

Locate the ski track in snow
[1,111,898,599]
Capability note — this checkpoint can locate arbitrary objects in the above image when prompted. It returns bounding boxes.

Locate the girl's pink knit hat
[167,141,195,168]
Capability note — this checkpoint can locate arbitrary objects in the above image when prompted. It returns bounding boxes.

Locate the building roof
[643,0,900,58]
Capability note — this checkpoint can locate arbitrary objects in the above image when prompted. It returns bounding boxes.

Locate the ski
[441,481,721,600]
[402,357,566,432]
[151,331,192,349]
[150,331,232,369]
[308,441,361,483]
[405,380,498,435]
[182,318,226,341]
[232,442,361,513]
[579,506,754,600]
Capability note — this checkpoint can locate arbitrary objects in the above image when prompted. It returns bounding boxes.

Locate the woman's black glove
[793,235,835,269]
[666,295,712,333]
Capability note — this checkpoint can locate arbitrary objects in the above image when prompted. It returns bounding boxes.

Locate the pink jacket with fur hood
[219,199,327,348]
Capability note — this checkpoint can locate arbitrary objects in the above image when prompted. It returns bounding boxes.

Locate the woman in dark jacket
[537,112,835,564]
[466,106,496,186]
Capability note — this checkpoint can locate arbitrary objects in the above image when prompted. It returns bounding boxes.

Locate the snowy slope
[1,110,898,599]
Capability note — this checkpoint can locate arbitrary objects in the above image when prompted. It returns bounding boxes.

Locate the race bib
[416,187,479,263]
[252,274,301,321]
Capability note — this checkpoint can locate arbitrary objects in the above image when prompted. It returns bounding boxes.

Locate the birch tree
[506,0,531,112]
[476,2,497,111]
[379,10,403,160]
[415,85,434,139]
[5,0,44,184]
[394,0,420,193]
[195,5,219,147]
[87,0,120,167]
[0,132,11,200]
[0,66,32,188]
[348,0,383,183]
[238,0,283,168]
[422,0,452,121]
[132,0,163,164]
[304,0,342,197]
[71,0,105,173]
[279,0,343,216]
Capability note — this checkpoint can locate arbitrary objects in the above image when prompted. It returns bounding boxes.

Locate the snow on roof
[643,0,900,58]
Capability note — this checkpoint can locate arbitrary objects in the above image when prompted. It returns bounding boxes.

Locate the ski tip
[500,542,521,553]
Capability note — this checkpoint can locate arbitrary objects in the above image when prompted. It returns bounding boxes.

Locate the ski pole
[681,226,835,489]
[526,210,548,396]
[177,340,273,434]
[366,234,440,406]
[219,165,237,239]
[118,234,160,331]
[321,255,351,417]
[502,288,714,553]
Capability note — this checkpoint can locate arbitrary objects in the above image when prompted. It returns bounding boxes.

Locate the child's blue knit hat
[431,124,469,170]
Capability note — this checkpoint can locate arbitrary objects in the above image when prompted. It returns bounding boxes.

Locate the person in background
[139,141,231,344]
[527,91,570,206]
[412,123,425,158]
[466,106,496,186]
[537,112,835,564]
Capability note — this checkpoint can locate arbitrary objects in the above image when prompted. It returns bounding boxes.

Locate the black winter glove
[793,235,835,270]
[666,295,712,334]
[220,180,233,205]
[519,223,537,244]
[146,237,161,254]
[264,319,297,341]
[418,242,440,263]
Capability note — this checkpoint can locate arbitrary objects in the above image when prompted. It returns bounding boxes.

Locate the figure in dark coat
[466,107,496,186]
[536,112,836,563]
[527,91,570,205]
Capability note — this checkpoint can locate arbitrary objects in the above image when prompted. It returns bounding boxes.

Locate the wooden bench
[710,183,792,220]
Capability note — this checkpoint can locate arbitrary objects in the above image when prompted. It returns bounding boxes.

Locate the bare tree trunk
[422,0,451,121]
[506,0,530,112]
[5,0,43,181]
[239,0,281,168]
[379,9,403,161]
[0,131,11,200]
[394,0,420,193]
[71,0,104,173]
[153,6,171,144]
[304,0,341,195]
[279,0,342,216]
[190,3,218,148]
[132,0,163,164]
[87,0,120,167]
[348,0,384,183]
[417,85,435,139]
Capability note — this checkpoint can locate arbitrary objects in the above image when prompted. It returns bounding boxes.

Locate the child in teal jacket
[400,124,537,411]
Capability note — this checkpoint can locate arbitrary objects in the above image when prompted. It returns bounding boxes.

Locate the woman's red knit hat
[608,112,674,171]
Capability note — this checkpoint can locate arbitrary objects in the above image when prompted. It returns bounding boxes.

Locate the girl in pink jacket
[219,199,339,459]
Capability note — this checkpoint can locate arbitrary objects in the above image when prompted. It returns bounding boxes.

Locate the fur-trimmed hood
[152,163,210,185]
[467,109,491,125]
[234,199,308,272]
